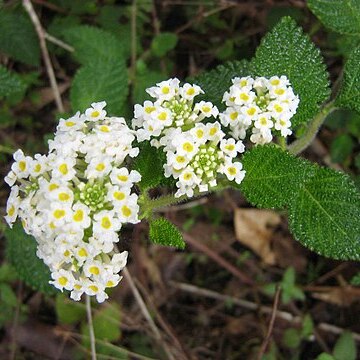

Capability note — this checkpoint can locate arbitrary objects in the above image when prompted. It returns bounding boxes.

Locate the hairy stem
[288,101,337,155]
[86,295,97,360]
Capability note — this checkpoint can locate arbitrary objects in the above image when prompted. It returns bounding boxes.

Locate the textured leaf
[151,32,178,57]
[191,60,252,109]
[308,0,360,35]
[149,217,185,249]
[5,224,56,295]
[70,60,128,115]
[0,10,40,66]
[336,46,360,113]
[132,142,165,191]
[0,65,25,98]
[288,167,360,260]
[239,145,312,209]
[252,17,330,126]
[63,25,127,65]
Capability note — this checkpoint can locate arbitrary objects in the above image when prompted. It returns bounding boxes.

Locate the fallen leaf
[234,208,281,265]
[308,286,360,307]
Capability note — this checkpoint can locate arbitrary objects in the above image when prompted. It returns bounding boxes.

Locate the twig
[183,233,256,286]
[44,33,74,52]
[256,285,281,360]
[123,268,176,360]
[171,281,360,342]
[22,0,65,112]
[130,0,137,102]
[135,279,190,360]
[85,295,97,360]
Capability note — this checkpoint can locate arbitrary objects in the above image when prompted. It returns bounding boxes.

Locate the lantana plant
[4,15,360,305]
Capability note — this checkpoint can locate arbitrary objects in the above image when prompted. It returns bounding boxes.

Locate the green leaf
[315,354,336,360]
[63,25,127,65]
[5,224,56,295]
[132,142,165,191]
[239,145,312,209]
[191,60,252,109]
[330,134,354,163]
[336,46,360,113]
[350,272,360,285]
[55,294,86,325]
[0,65,25,98]
[0,263,17,283]
[252,17,330,127]
[333,331,357,360]
[70,59,128,115]
[308,0,360,35]
[283,328,301,349]
[149,217,185,249]
[288,167,360,260]
[0,283,17,307]
[0,10,40,66]
[151,32,178,57]
[301,314,314,338]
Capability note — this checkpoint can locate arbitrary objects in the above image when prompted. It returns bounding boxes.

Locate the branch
[22,0,65,112]
[288,101,337,155]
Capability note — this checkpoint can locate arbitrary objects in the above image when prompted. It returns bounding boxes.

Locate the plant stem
[288,101,337,155]
[86,295,97,360]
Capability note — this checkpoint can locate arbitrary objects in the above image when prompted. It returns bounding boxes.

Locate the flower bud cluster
[132,78,246,197]
[5,102,140,302]
[220,76,299,145]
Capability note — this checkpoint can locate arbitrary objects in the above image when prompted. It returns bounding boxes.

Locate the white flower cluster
[132,78,219,146]
[132,78,246,197]
[220,76,299,145]
[5,101,141,302]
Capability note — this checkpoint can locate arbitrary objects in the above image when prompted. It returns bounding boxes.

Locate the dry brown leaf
[309,286,360,307]
[234,208,281,265]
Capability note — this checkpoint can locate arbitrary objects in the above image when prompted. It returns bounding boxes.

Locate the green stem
[287,101,337,155]
[139,182,230,220]
[86,295,97,360]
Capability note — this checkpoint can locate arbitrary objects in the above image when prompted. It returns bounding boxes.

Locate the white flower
[4,185,20,227]
[50,269,75,291]
[110,168,141,187]
[179,83,203,100]
[222,160,246,184]
[57,111,85,132]
[85,101,107,121]
[220,138,245,158]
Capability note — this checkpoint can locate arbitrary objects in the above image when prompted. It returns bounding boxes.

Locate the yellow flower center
[19,161,26,172]
[59,164,68,175]
[114,191,125,201]
[58,277,68,286]
[101,217,112,229]
[53,209,65,219]
[121,206,132,217]
[96,163,105,171]
[228,167,237,175]
[182,142,194,152]
[73,210,84,222]
[58,193,70,201]
[91,110,100,118]
[117,175,128,182]
[89,266,100,275]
